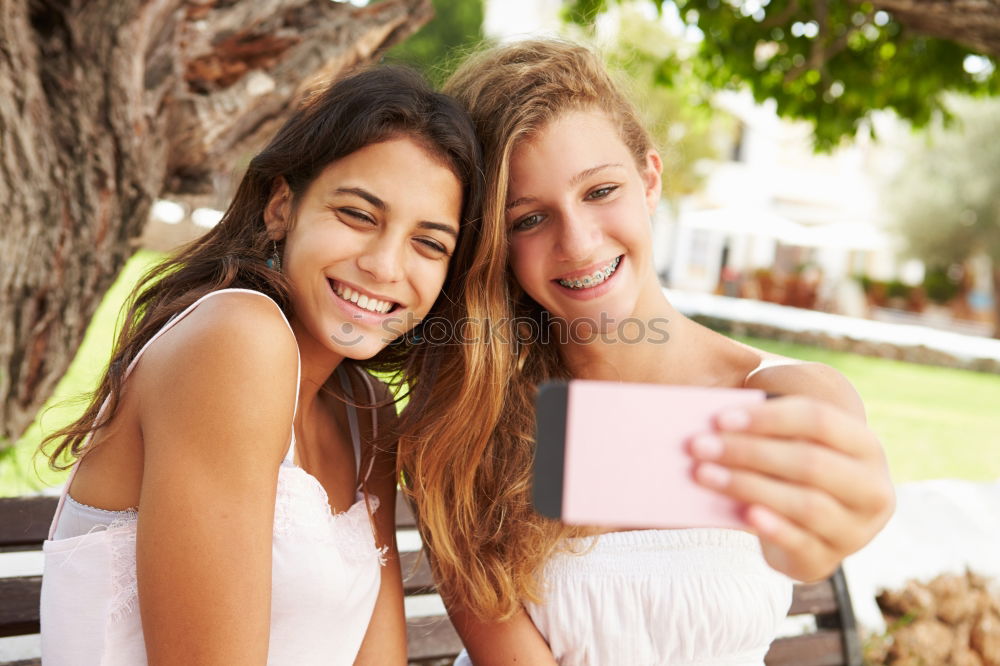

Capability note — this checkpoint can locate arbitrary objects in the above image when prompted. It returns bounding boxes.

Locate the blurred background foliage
[564,0,1000,150]
[885,96,1000,271]
[384,0,488,86]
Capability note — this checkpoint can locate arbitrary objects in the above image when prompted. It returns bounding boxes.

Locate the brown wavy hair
[395,39,655,621]
[43,65,484,469]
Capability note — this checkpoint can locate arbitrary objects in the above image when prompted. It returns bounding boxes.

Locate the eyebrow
[336,186,458,239]
[418,221,458,239]
[336,187,386,211]
[505,162,624,211]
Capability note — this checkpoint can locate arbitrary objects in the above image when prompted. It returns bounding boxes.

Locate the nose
[357,234,405,284]
[555,209,602,262]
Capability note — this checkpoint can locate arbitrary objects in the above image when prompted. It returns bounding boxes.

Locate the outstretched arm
[690,363,895,582]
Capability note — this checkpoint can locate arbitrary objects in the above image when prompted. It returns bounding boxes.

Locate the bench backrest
[1,494,862,666]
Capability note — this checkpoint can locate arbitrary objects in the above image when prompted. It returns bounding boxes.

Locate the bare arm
[448,600,558,665]
[354,398,406,665]
[134,295,298,665]
[691,362,895,582]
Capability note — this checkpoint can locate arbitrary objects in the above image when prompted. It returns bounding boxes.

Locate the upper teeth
[333,282,394,314]
[558,256,621,290]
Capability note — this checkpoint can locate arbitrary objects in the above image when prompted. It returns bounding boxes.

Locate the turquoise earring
[267,240,282,272]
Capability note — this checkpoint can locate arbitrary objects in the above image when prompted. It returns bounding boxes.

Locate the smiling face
[266,136,462,359]
[505,109,662,331]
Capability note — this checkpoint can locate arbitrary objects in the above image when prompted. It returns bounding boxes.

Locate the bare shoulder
[134,290,299,462]
[141,291,296,372]
[745,358,866,420]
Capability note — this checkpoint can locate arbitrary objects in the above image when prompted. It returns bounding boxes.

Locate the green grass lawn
[0,250,164,496]
[2,261,998,496]
[736,337,1000,484]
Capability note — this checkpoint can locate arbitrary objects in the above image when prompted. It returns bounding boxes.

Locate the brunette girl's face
[505,109,662,329]
[266,136,462,359]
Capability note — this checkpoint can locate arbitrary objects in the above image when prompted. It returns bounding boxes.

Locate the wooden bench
[1,494,861,665]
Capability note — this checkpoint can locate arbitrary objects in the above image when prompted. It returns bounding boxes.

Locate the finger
[715,396,879,460]
[692,462,862,554]
[746,505,841,583]
[688,432,884,513]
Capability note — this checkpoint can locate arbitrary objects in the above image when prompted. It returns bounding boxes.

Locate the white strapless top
[522,528,793,666]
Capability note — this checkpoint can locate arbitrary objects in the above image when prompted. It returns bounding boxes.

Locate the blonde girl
[397,40,894,665]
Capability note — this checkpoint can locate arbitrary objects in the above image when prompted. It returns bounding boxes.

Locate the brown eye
[416,238,448,255]
[340,208,375,225]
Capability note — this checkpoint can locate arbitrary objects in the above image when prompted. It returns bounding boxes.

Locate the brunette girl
[396,40,894,665]
[39,66,483,665]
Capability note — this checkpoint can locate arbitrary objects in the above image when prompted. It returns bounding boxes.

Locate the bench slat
[396,490,417,529]
[787,577,838,616]
[0,497,57,549]
[406,614,464,662]
[400,550,435,595]
[0,576,42,638]
[765,629,846,666]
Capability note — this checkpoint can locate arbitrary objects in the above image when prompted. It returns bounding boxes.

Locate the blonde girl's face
[266,136,462,359]
[505,109,662,330]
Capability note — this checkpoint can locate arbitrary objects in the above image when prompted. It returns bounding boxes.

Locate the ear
[641,149,663,216]
[264,177,292,240]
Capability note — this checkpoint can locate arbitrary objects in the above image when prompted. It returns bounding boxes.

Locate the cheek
[411,262,450,316]
[508,237,546,294]
[607,197,652,248]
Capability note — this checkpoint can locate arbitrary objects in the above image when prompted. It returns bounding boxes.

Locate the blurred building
[660,91,897,318]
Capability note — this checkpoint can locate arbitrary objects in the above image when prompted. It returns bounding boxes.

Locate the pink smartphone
[532,379,767,529]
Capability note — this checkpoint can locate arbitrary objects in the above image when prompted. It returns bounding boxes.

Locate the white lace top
[40,288,386,666]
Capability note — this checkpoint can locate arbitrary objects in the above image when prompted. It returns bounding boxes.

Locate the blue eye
[513,213,544,232]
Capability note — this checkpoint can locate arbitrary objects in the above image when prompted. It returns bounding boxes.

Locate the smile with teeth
[331,280,397,314]
[557,256,622,290]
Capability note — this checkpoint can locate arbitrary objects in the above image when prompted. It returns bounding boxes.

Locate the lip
[553,256,622,282]
[551,255,625,302]
[327,278,402,324]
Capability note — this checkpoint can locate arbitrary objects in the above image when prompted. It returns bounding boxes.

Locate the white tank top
[40,288,385,666]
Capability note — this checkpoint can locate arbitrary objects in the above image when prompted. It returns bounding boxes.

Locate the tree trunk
[0,0,433,444]
[872,0,1000,58]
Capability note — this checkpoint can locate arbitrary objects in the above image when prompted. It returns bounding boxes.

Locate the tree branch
[870,0,1000,58]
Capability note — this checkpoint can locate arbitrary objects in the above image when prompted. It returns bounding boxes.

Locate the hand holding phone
[532,380,766,530]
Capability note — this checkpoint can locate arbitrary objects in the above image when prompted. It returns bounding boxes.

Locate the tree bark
[871,0,1000,58]
[0,0,433,444]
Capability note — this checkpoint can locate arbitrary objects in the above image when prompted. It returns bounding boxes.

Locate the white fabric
[41,288,384,666]
[456,528,792,666]
[742,357,805,386]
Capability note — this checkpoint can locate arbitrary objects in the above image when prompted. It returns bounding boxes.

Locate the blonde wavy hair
[395,39,655,621]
